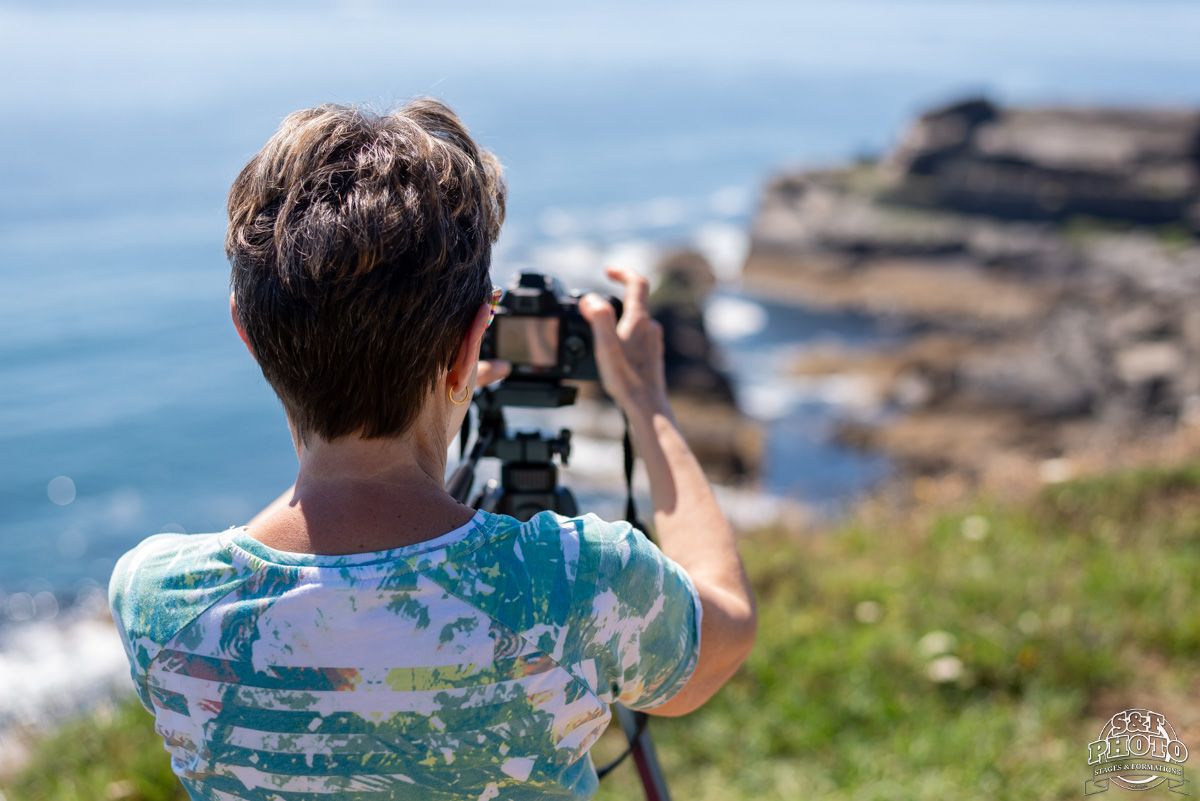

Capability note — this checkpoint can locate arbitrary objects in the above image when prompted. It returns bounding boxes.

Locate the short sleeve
[565,515,703,711]
[108,531,258,713]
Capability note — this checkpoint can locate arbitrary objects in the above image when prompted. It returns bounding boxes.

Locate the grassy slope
[6,464,1199,800]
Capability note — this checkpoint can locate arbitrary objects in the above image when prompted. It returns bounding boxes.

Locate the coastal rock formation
[884,98,1200,227]
[747,173,1062,329]
[651,250,762,483]
[748,98,1200,487]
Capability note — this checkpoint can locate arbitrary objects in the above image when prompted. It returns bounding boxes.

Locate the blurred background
[2,1,1199,798]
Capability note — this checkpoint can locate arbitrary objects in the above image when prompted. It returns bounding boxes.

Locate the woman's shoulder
[475,509,649,564]
[110,529,245,589]
[476,509,666,583]
[108,529,258,657]
[486,509,637,542]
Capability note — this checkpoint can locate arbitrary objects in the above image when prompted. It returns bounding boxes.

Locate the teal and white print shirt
[108,510,702,800]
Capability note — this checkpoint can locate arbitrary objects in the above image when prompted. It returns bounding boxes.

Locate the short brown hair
[226,100,506,441]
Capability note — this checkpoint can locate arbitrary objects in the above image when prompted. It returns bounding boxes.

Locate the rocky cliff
[744,98,1200,492]
[884,98,1200,227]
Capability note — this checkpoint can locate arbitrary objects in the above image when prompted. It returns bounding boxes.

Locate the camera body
[481,273,621,382]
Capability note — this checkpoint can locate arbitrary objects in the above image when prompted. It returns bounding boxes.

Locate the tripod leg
[613,704,671,801]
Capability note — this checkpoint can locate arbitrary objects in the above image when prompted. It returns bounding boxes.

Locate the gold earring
[449,385,469,405]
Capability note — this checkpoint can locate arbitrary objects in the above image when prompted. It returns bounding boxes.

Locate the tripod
[447,380,672,801]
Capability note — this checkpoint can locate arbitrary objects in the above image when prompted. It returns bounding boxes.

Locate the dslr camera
[453,271,622,514]
[480,273,621,392]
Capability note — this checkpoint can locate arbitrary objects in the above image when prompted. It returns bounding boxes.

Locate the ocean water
[0,0,1198,657]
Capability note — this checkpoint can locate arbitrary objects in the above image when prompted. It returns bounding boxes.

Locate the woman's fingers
[582,268,670,415]
[582,292,640,405]
[604,264,651,330]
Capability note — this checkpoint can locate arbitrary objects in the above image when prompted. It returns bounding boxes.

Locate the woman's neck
[245,422,476,555]
[298,426,448,488]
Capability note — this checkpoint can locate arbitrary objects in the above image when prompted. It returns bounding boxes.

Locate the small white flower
[960,515,990,541]
[917,630,957,658]
[926,655,964,683]
[854,601,882,624]
[1017,611,1042,636]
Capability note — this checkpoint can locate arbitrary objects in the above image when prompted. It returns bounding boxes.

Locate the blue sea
[1,0,1199,632]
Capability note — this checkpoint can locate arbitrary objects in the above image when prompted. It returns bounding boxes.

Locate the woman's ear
[230,293,256,360]
[447,301,494,389]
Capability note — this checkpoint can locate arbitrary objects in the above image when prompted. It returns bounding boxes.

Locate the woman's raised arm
[581,265,757,716]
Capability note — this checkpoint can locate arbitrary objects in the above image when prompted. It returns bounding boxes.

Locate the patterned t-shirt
[108,509,702,800]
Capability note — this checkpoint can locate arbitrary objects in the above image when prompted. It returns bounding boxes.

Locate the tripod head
[447,381,578,521]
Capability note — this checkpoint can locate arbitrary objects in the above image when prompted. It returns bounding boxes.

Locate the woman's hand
[475,358,511,388]
[580,265,671,418]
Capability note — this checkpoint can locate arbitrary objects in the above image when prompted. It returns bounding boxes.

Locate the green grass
[1,699,189,801]
[599,463,1200,799]
[6,463,1200,800]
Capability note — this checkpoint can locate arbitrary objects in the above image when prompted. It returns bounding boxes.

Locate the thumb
[581,294,619,344]
[580,293,612,319]
[581,293,616,327]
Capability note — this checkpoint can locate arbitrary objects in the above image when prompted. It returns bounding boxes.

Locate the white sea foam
[706,295,768,341]
[0,608,131,745]
[739,383,800,422]
[507,186,751,295]
[560,436,626,480]
[524,240,605,288]
[692,222,750,280]
[522,238,661,292]
[794,374,883,409]
[738,372,885,423]
[529,186,752,245]
[601,240,659,279]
